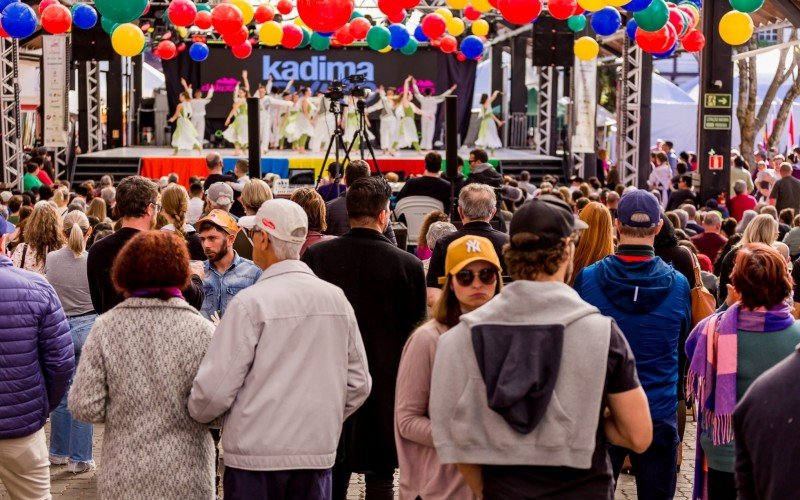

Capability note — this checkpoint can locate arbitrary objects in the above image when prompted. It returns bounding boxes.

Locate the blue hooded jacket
[574,254,691,420]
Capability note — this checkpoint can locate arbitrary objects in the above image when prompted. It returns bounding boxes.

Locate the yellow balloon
[719,11,753,46]
[177,27,188,39]
[435,7,454,20]
[471,18,489,36]
[111,23,145,57]
[446,0,469,8]
[574,36,599,61]
[230,0,255,25]
[294,17,308,28]
[578,0,606,11]
[470,0,492,13]
[447,17,465,36]
[379,45,392,53]
[605,0,629,6]
[259,21,283,46]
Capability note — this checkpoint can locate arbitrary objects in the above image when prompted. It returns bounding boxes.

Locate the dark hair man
[203,153,236,191]
[467,149,502,187]
[303,176,426,500]
[769,162,800,213]
[317,162,347,202]
[666,175,697,211]
[430,196,651,498]
[395,152,452,210]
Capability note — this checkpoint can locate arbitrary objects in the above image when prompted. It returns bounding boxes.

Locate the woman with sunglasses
[395,235,502,500]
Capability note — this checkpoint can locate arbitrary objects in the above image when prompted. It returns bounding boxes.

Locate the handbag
[689,250,716,327]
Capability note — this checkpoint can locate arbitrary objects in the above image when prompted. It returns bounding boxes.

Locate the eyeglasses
[150,202,162,213]
[245,226,261,240]
[454,268,498,287]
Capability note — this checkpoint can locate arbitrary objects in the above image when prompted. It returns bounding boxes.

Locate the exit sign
[704,115,732,130]
[705,94,732,108]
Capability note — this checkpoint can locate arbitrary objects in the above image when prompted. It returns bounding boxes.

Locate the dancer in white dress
[181,78,214,146]
[309,93,336,153]
[394,77,426,152]
[342,95,374,152]
[284,88,316,153]
[168,92,202,154]
[366,86,399,155]
[412,77,456,150]
[475,90,504,152]
[222,70,250,156]
[257,77,294,154]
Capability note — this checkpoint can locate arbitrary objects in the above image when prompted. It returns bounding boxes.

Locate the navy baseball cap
[509,195,588,250]
[0,213,15,236]
[617,190,661,228]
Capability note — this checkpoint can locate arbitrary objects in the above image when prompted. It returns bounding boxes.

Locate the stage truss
[617,36,642,187]
[534,66,553,156]
[86,60,103,153]
[0,37,22,189]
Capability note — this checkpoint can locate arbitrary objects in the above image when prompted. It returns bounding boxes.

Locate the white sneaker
[67,460,96,474]
[49,455,68,465]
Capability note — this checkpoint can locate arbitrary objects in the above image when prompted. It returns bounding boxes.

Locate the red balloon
[464,5,480,20]
[667,8,684,36]
[41,4,71,34]
[681,29,705,52]
[168,0,197,27]
[440,35,457,53]
[141,2,150,15]
[276,0,293,15]
[38,0,58,14]
[195,10,212,30]
[456,52,466,61]
[158,40,178,60]
[487,0,499,7]
[662,22,677,51]
[254,4,275,23]
[224,26,249,46]
[498,0,542,25]
[548,0,576,20]
[635,26,670,53]
[399,0,419,9]
[349,17,371,39]
[282,24,303,48]
[421,13,446,39]
[177,43,186,52]
[334,24,355,45]
[211,4,243,36]
[378,0,400,15]
[573,5,584,14]
[297,0,353,33]
[387,9,406,23]
[0,23,9,38]
[232,41,252,59]
[677,5,696,27]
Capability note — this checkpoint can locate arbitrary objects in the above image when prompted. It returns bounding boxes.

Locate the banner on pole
[572,57,596,154]
[43,35,68,148]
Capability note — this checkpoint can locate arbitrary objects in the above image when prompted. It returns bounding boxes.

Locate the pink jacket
[394,320,475,500]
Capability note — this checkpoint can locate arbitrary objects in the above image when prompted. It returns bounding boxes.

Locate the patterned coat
[69,297,215,500]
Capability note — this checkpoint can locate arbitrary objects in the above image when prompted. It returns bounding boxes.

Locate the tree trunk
[737,40,758,168]
[767,51,800,151]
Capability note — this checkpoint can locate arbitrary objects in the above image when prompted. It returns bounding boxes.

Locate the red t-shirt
[36,170,53,186]
[729,194,757,223]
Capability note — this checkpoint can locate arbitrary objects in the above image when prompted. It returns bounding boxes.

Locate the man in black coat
[303,176,426,500]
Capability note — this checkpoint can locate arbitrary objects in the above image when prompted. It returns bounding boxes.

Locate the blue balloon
[72,4,98,30]
[318,31,333,37]
[1,2,37,39]
[0,0,17,13]
[590,7,621,36]
[388,23,409,50]
[625,0,652,12]
[654,42,677,59]
[189,43,209,62]
[625,19,638,39]
[413,25,428,42]
[460,35,484,60]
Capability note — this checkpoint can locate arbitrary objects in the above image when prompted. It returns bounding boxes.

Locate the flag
[789,113,796,148]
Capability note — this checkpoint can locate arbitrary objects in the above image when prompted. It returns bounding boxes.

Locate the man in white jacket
[189,199,371,500]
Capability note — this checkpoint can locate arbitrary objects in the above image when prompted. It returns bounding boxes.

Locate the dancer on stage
[222,70,250,156]
[412,77,456,150]
[257,77,294,154]
[284,87,316,153]
[309,93,336,153]
[181,78,214,147]
[168,92,202,154]
[366,85,400,156]
[395,77,426,152]
[342,95,374,152]
[475,90,504,152]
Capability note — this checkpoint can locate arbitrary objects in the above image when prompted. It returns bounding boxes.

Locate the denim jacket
[201,252,262,320]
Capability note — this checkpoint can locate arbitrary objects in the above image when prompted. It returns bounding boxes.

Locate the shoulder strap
[688,248,703,290]
[20,243,27,268]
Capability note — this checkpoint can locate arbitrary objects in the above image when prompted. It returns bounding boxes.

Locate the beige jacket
[188,259,371,471]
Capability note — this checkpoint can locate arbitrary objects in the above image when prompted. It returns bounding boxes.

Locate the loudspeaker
[72,24,115,61]
[531,16,574,67]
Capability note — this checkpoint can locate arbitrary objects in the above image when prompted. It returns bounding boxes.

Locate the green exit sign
[705,94,732,108]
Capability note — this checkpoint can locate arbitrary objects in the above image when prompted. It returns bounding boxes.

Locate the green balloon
[567,15,587,32]
[350,11,364,20]
[95,0,148,24]
[400,37,417,55]
[310,32,331,51]
[101,17,120,35]
[196,3,212,12]
[366,25,391,51]
[299,28,311,48]
[633,0,669,32]
[730,0,764,13]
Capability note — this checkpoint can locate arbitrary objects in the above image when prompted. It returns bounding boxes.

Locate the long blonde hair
[25,201,65,265]
[87,197,107,221]
[52,186,69,208]
[63,210,90,257]
[570,202,614,285]
[741,214,778,246]
[161,184,189,238]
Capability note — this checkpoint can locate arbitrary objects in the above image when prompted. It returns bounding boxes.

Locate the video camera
[324,73,369,101]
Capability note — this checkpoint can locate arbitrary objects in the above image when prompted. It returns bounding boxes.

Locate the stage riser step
[72,157,141,188]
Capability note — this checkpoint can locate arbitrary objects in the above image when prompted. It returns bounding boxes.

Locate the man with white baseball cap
[206,182,235,217]
[190,198,371,500]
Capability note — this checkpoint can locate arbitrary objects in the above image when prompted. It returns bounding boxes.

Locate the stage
[74,147,566,188]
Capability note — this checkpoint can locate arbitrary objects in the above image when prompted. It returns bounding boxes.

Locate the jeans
[224,467,332,500]
[49,314,97,463]
[609,414,679,500]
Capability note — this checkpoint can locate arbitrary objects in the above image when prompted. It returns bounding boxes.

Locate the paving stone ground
[0,419,697,499]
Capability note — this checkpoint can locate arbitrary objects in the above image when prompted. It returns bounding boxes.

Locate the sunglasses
[455,268,498,287]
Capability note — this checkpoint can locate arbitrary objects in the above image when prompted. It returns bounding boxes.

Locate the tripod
[315,98,350,202]
[345,98,381,177]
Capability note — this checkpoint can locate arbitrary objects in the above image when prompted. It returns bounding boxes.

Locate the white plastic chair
[394,196,445,247]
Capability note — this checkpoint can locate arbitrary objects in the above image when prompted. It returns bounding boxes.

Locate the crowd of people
[3,142,800,500]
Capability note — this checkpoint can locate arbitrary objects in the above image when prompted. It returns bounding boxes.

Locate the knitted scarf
[686,302,794,499]
[130,287,185,300]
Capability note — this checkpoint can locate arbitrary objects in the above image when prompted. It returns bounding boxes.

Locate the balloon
[549,0,577,20]
[667,7,684,35]
[41,4,72,34]
[678,4,699,27]
[377,0,398,15]
[447,17,465,36]
[567,14,587,32]
[606,0,630,6]
[435,7,454,19]
[168,0,196,27]
[633,0,668,31]
[71,4,98,29]
[195,10,212,29]
[635,25,670,52]
[470,0,492,12]
[460,34,483,59]
[197,3,211,12]
[719,10,753,46]
[310,31,331,49]
[300,27,311,48]
[577,0,605,11]
[0,23,9,38]
[387,23,409,49]
[189,42,209,61]
[624,0,652,12]
[447,0,469,7]
[440,34,457,53]
[574,35,599,60]
[259,21,282,44]
[456,52,466,61]
[421,13,447,39]
[224,26,249,46]
[472,18,489,35]
[1,3,37,39]
[297,0,353,33]
[334,23,354,44]
[94,0,147,23]
[281,23,303,47]
[111,23,144,56]
[378,45,392,53]
[590,7,621,36]
[387,9,407,23]
[211,4,243,36]
[413,24,428,41]
[158,39,177,60]
[681,29,705,51]
[625,17,638,38]
[498,0,543,25]
[38,0,58,14]
[653,41,677,58]
[230,41,251,58]
[229,0,254,24]
[100,16,119,35]
[276,0,293,15]
[0,0,18,12]
[366,25,391,50]
[464,5,481,20]
[730,0,764,13]
[349,17,370,39]
[400,37,418,55]
[350,10,363,18]
[254,4,275,23]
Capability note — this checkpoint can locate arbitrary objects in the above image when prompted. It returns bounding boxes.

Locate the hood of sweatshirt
[593,256,675,314]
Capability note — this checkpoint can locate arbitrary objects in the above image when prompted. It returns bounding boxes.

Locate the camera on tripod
[325,79,346,101]
[324,74,369,101]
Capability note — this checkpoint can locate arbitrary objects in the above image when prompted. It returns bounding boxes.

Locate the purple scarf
[130,287,185,300]
[686,302,794,499]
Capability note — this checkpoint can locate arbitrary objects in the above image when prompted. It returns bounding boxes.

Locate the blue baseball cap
[617,190,661,228]
[0,213,15,236]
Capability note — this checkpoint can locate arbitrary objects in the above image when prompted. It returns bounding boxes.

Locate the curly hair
[290,188,327,232]
[503,232,570,281]
[24,201,65,266]
[731,243,793,309]
[112,230,190,299]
